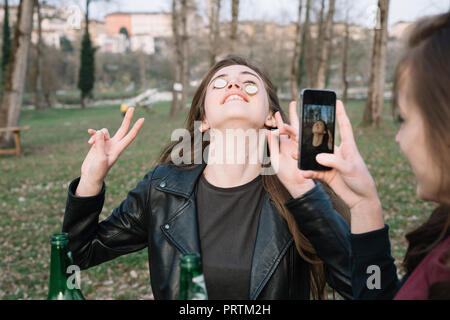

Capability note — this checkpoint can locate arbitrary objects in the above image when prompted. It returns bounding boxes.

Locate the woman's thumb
[316,153,350,174]
[94,131,106,153]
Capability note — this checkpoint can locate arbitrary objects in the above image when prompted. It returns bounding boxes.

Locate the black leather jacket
[63,163,353,300]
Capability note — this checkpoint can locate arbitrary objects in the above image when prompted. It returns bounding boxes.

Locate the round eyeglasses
[212,78,259,95]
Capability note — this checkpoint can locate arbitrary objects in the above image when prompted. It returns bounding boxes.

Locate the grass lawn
[0,99,435,299]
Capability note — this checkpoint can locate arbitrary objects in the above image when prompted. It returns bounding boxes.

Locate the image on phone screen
[299,91,336,171]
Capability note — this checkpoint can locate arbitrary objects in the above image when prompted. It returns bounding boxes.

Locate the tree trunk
[290,0,303,102]
[44,91,52,108]
[180,0,189,113]
[208,0,221,67]
[363,0,389,128]
[170,0,181,118]
[229,0,239,54]
[0,0,35,146]
[311,0,325,87]
[314,0,335,89]
[341,10,350,104]
[138,51,146,91]
[1,0,11,88]
[303,0,314,88]
[34,0,43,110]
[81,95,87,109]
[296,0,310,88]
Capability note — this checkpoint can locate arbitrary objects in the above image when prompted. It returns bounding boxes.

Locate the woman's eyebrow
[240,71,260,80]
[209,71,261,86]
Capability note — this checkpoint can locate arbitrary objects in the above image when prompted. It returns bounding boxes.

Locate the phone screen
[298,89,336,171]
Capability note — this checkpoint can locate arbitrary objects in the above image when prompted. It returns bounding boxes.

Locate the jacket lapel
[249,193,293,300]
[157,164,206,255]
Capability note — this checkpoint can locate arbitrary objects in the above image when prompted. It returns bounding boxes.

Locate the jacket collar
[157,163,293,299]
[155,163,207,199]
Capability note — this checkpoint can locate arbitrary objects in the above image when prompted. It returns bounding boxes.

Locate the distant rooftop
[105,11,169,17]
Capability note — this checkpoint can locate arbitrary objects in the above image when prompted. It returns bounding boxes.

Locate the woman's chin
[416,184,439,203]
[215,113,262,127]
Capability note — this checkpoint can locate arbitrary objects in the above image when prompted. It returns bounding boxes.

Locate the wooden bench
[0,126,30,156]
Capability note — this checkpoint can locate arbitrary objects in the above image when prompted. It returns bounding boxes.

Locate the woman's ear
[264,112,277,129]
[200,118,211,133]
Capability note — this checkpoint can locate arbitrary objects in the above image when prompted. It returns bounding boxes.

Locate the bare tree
[229,0,239,54]
[341,3,351,104]
[170,0,190,117]
[314,0,335,89]
[0,0,35,146]
[296,0,310,88]
[170,0,182,118]
[33,0,43,110]
[179,0,189,113]
[303,0,314,87]
[208,0,221,67]
[363,0,390,127]
[290,0,304,102]
[138,51,147,91]
[310,0,325,86]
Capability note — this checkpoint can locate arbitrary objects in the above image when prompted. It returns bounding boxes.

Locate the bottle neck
[48,243,70,295]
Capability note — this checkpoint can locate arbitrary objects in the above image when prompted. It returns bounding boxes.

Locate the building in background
[103,11,203,54]
[0,3,402,56]
[103,12,170,54]
[0,5,177,55]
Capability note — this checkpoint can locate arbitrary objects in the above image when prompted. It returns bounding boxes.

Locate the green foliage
[77,30,96,99]
[59,36,74,53]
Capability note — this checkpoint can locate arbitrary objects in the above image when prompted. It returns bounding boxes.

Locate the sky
[20,0,450,28]
[81,0,450,28]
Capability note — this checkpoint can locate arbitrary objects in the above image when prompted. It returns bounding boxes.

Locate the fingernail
[88,137,93,143]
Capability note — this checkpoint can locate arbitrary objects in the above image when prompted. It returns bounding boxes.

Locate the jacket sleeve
[62,171,153,270]
[350,225,402,299]
[285,182,353,300]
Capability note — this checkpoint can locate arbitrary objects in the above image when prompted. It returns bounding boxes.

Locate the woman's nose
[227,80,241,89]
[395,130,400,145]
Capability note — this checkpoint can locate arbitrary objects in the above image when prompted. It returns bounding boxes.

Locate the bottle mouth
[180,253,201,268]
[51,232,68,245]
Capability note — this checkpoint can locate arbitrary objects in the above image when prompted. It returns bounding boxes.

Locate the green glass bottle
[47,233,85,300]
[178,253,208,300]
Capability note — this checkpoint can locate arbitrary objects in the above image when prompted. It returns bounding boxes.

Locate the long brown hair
[393,12,450,298]
[155,55,350,299]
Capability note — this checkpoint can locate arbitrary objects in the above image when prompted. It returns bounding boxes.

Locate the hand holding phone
[298,89,336,171]
[300,100,385,234]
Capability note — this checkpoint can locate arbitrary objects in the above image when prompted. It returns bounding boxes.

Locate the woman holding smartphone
[63,55,353,299]
[286,12,450,299]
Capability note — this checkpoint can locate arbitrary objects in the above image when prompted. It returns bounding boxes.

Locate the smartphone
[298,89,336,171]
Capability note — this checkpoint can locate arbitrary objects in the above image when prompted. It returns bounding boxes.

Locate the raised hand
[76,107,145,196]
[266,101,315,199]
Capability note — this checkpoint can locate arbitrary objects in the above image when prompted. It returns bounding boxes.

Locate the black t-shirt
[195,172,264,299]
[302,136,332,170]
